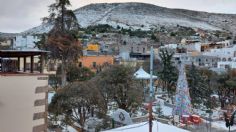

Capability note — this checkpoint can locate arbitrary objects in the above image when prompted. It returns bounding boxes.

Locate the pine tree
[43,0,81,87]
[158,48,178,103]
[187,63,213,108]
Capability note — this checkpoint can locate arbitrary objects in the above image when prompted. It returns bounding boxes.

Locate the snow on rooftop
[103,121,189,132]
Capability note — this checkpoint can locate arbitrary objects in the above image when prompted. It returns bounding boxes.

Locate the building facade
[78,55,114,72]
[0,74,49,132]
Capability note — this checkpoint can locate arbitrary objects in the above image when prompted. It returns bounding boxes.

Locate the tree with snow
[49,80,107,132]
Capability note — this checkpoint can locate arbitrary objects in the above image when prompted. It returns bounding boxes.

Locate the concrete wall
[0,74,48,132]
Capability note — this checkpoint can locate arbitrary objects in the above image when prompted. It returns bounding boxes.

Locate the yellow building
[86,44,100,52]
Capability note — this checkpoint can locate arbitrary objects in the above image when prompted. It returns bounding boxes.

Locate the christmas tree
[173,61,192,116]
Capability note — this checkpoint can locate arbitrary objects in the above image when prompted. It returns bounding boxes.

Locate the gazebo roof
[0,50,49,58]
[134,67,158,79]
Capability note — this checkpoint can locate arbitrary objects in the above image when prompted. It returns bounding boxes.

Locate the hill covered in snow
[22,2,236,34]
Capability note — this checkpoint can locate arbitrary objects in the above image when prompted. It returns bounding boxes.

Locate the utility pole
[149,46,154,132]
[150,46,154,99]
[149,102,153,132]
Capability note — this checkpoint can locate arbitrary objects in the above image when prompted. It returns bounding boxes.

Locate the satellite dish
[111,109,133,125]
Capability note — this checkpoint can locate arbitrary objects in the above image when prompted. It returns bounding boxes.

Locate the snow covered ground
[211,121,236,131]
[103,121,189,132]
[48,92,55,104]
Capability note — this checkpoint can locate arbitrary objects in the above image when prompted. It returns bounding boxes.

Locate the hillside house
[0,39,12,47]
[78,55,114,72]
[13,35,40,50]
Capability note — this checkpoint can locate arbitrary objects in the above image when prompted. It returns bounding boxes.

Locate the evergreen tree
[43,0,82,87]
[187,63,214,108]
[158,48,178,102]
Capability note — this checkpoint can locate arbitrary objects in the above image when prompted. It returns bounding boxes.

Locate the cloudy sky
[1,0,236,33]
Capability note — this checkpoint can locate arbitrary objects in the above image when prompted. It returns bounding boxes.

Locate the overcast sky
[1,0,236,33]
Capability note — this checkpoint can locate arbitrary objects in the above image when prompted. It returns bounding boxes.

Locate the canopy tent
[134,67,158,79]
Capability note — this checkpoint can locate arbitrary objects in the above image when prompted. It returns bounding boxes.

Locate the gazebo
[0,50,49,73]
[134,67,158,101]
[134,67,157,79]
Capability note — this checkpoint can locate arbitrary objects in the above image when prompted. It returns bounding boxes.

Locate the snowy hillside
[22,2,236,34]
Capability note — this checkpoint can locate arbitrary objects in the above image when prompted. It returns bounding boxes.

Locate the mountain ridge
[18,2,236,35]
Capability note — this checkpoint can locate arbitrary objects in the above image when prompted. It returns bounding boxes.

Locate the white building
[185,42,201,52]
[217,61,236,69]
[13,35,40,50]
[160,44,178,49]
[203,45,236,61]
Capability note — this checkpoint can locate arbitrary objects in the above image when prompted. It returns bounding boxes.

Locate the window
[79,62,82,67]
[143,48,145,53]
[92,62,96,68]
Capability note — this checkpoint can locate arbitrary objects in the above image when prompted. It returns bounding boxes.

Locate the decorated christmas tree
[172,61,192,116]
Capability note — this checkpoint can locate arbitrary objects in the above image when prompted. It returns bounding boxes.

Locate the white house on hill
[13,35,40,50]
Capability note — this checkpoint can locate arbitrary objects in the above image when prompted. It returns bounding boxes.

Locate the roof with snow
[103,121,189,132]
[134,67,158,79]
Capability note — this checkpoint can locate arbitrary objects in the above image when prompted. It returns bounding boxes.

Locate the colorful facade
[173,62,192,116]
[79,55,114,71]
[85,44,100,52]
